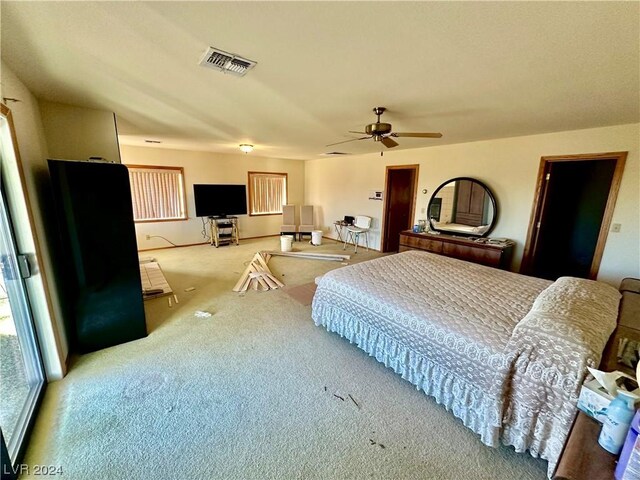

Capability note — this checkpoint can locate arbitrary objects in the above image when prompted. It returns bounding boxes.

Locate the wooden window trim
[126,164,188,222]
[247,171,288,217]
[134,218,189,224]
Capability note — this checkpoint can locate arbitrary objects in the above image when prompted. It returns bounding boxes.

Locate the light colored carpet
[22,237,547,479]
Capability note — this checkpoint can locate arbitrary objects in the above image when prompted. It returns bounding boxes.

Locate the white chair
[343,215,372,253]
[280,205,297,239]
[298,205,314,241]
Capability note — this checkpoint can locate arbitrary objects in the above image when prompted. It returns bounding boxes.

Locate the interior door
[382,166,418,252]
[528,158,618,280]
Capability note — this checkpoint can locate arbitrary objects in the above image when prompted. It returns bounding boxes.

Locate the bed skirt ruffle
[313,302,503,449]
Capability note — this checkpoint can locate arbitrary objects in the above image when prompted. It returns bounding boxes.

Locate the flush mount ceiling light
[239,144,254,154]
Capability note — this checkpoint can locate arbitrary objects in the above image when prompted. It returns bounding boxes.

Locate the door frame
[521,151,627,279]
[0,103,47,467]
[381,164,420,252]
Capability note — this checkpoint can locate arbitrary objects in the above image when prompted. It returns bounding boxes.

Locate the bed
[431,220,491,235]
[311,250,621,477]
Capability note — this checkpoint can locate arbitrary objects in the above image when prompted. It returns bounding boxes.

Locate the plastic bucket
[280,235,293,252]
[311,230,323,246]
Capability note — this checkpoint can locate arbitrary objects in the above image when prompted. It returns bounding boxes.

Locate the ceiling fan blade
[381,136,399,148]
[391,132,443,138]
[348,131,368,134]
[326,136,371,147]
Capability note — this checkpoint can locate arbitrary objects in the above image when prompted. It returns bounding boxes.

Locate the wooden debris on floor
[233,252,285,293]
[139,261,173,299]
[261,250,351,262]
[369,439,386,449]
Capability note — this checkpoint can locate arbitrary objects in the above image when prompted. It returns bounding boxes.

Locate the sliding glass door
[0,110,45,471]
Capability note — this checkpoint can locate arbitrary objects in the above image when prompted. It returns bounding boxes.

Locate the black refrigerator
[48,159,147,352]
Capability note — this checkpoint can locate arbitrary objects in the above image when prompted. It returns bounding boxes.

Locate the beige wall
[0,62,66,379]
[120,145,305,249]
[305,123,639,286]
[436,184,455,223]
[39,100,121,163]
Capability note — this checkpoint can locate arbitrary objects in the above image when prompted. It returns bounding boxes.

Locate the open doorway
[381,165,419,253]
[521,152,626,280]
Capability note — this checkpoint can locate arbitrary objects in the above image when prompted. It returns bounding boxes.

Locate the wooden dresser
[399,230,514,270]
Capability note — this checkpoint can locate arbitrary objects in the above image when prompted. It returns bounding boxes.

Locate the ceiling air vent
[199,47,256,77]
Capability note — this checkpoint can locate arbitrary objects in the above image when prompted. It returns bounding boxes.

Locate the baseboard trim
[137,234,282,252]
[137,242,208,252]
[242,234,280,240]
[137,234,382,252]
[321,235,381,252]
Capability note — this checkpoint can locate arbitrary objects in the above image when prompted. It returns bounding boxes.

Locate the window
[127,165,187,222]
[248,172,288,216]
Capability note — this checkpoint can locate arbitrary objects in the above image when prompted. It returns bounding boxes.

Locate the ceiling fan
[327,107,443,150]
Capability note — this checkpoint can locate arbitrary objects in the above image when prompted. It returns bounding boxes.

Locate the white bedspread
[311,250,620,476]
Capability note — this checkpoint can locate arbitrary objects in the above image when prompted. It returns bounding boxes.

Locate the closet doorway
[381,165,419,253]
[521,152,626,280]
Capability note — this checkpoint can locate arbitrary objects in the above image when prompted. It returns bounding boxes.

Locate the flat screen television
[193,184,248,217]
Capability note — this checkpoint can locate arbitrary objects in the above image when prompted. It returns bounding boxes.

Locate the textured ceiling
[2,1,638,160]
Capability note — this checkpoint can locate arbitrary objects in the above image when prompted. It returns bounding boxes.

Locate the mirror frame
[427,177,497,237]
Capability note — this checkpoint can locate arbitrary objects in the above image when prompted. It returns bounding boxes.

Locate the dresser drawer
[399,230,513,270]
[399,234,443,253]
[442,242,502,267]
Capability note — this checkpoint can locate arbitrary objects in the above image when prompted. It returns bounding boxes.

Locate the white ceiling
[2,1,638,160]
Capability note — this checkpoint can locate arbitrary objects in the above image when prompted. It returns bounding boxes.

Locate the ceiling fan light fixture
[239,144,254,154]
[326,107,442,150]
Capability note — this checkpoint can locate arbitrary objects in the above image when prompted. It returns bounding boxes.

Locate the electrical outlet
[145,234,151,240]
[611,223,622,233]
[421,207,426,214]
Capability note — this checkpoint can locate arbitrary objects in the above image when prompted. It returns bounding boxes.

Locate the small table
[553,412,617,480]
[333,221,349,242]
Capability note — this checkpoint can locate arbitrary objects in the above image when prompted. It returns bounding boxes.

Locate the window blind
[249,173,287,215]
[128,166,186,221]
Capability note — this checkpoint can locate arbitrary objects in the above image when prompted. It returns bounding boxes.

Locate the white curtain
[128,168,184,220]
[250,174,287,215]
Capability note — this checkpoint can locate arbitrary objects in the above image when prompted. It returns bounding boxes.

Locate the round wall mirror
[427,177,497,237]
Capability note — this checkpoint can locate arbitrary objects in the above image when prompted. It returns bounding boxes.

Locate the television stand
[209,216,239,248]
